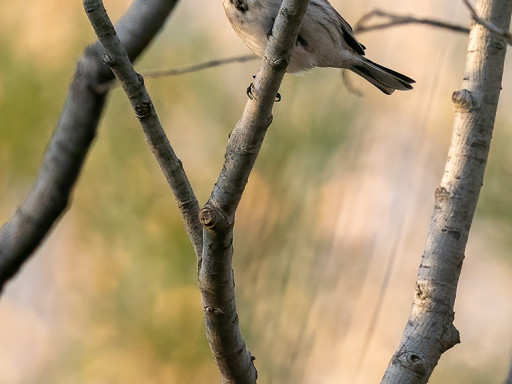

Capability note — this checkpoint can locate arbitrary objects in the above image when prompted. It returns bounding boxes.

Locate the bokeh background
[1,0,512,383]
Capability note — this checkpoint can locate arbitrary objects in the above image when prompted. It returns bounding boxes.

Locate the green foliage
[0,43,65,178]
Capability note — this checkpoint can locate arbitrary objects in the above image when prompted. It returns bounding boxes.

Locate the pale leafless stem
[83,0,202,258]
[381,0,512,382]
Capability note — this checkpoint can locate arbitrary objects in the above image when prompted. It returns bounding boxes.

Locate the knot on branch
[134,101,152,118]
[279,6,290,18]
[414,281,441,311]
[490,40,507,52]
[272,57,289,70]
[439,323,460,352]
[440,226,461,240]
[205,306,225,315]
[435,186,450,201]
[137,73,145,86]
[102,54,115,67]
[452,89,478,112]
[395,351,428,376]
[199,206,229,232]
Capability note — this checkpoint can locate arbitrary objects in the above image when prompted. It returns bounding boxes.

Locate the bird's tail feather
[350,58,415,95]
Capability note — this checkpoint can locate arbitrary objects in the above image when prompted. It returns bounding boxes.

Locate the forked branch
[198,0,311,382]
[0,0,179,293]
[82,0,312,381]
[83,0,202,257]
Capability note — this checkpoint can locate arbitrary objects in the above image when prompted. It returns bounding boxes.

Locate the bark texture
[0,0,179,292]
[381,0,512,383]
[198,1,310,382]
[83,0,202,258]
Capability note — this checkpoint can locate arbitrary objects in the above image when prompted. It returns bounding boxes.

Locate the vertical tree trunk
[381,0,512,383]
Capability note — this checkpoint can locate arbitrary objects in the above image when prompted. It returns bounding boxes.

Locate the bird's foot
[247,75,281,102]
[246,82,255,99]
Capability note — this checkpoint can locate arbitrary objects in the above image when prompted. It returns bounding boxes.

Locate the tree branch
[0,0,180,293]
[353,9,470,34]
[142,54,258,78]
[82,0,202,258]
[139,9,471,82]
[381,0,512,382]
[197,0,310,382]
[462,0,512,44]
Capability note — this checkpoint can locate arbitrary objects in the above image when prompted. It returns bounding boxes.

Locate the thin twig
[345,9,470,96]
[140,9,470,81]
[83,0,203,257]
[354,9,470,34]
[462,0,512,45]
[142,54,258,78]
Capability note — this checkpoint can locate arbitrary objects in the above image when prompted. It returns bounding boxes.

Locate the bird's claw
[246,77,281,102]
[246,83,255,100]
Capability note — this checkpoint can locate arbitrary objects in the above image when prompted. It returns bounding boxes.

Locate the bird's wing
[335,12,365,55]
[308,0,366,55]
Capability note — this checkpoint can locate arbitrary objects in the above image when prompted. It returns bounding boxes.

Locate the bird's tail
[350,57,415,95]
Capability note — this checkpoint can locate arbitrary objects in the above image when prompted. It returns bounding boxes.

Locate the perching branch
[0,0,179,293]
[197,0,310,382]
[381,0,512,382]
[82,0,311,381]
[82,0,202,258]
[140,8,471,82]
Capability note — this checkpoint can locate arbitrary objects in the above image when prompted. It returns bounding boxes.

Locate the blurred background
[1,0,512,383]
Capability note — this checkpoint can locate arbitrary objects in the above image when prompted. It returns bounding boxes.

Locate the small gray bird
[223,0,415,94]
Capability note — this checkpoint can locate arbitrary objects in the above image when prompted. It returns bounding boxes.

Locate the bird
[223,0,415,95]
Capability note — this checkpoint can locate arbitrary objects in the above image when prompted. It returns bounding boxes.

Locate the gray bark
[83,0,202,258]
[83,0,311,381]
[0,0,179,293]
[381,0,512,383]
[198,0,310,382]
